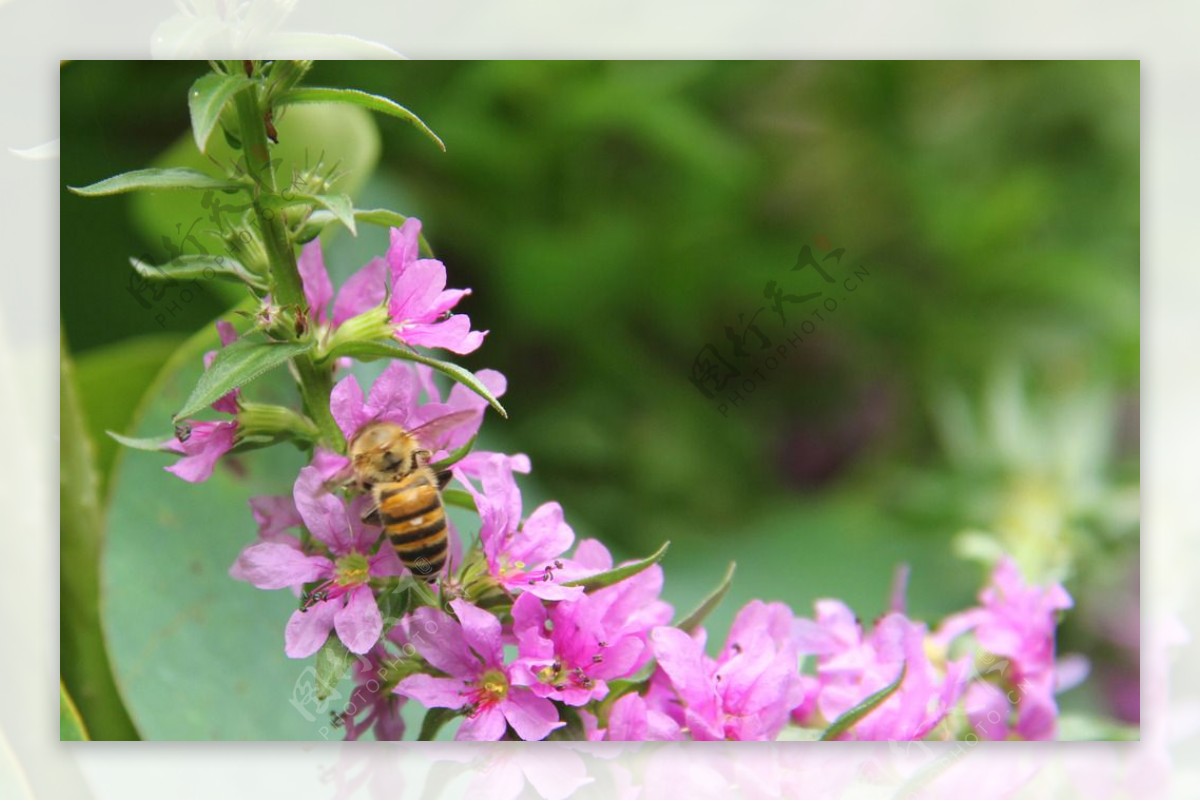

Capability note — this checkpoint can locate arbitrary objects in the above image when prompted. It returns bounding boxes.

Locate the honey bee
[329,411,477,582]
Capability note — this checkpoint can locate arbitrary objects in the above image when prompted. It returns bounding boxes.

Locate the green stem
[233,77,345,452]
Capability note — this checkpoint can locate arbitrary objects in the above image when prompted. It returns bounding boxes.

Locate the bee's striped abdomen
[376,471,447,581]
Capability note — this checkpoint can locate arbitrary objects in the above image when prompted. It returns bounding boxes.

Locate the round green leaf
[101,324,335,740]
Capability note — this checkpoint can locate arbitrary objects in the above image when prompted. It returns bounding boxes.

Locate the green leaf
[60,683,90,741]
[675,561,736,634]
[323,340,507,419]
[819,662,907,741]
[188,72,255,154]
[441,488,477,513]
[563,541,670,592]
[60,334,140,740]
[69,167,245,196]
[295,208,434,255]
[174,338,314,421]
[275,87,445,152]
[295,192,356,235]
[353,209,435,257]
[315,635,354,702]
[418,707,461,741]
[429,434,478,473]
[106,431,174,452]
[130,254,265,290]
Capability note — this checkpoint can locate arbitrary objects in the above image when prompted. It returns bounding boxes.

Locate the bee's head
[348,421,415,481]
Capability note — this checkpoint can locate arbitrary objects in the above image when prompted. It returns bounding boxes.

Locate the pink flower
[230,464,402,657]
[935,557,1073,740]
[509,591,646,706]
[650,600,805,740]
[387,219,485,354]
[393,600,562,741]
[297,239,387,333]
[247,494,304,542]
[465,455,584,601]
[229,493,304,584]
[337,635,409,741]
[298,218,486,355]
[793,600,969,740]
[164,321,239,482]
[604,691,683,741]
[570,538,673,654]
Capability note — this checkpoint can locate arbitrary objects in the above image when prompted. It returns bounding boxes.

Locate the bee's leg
[436,470,452,490]
[413,449,432,468]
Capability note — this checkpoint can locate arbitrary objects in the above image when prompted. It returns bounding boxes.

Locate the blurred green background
[60,61,1139,740]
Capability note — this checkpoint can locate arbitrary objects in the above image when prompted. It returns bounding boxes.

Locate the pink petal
[387,219,422,275]
[522,582,587,602]
[1055,654,1090,693]
[607,693,648,741]
[1016,682,1059,740]
[215,320,238,347]
[335,585,383,654]
[293,464,351,551]
[509,502,574,566]
[456,706,507,741]
[332,257,388,326]
[394,674,467,708]
[389,258,447,323]
[297,239,333,324]
[397,315,486,355]
[284,600,339,659]
[425,287,471,318]
[230,542,330,589]
[365,362,419,425]
[964,680,1011,740]
[592,564,671,638]
[502,690,563,741]
[310,448,351,485]
[164,421,237,483]
[453,451,531,482]
[510,592,550,652]
[571,539,612,572]
[329,374,368,441]
[248,495,303,540]
[449,599,504,667]
[402,606,478,678]
[368,540,406,579]
[210,390,239,416]
[650,627,721,731]
[591,635,645,682]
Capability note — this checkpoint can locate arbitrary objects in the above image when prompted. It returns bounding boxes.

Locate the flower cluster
[155,215,1077,741]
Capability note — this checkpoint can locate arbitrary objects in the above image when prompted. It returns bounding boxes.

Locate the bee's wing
[408,410,480,452]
